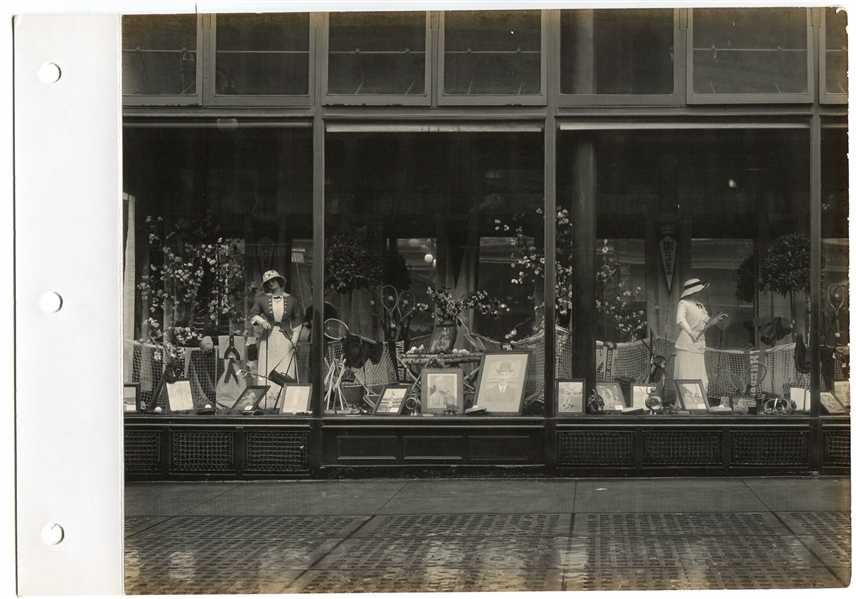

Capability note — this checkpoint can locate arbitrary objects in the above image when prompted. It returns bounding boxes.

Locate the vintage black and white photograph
[9,2,848,596]
[675,379,709,411]
[596,381,626,411]
[557,379,586,414]
[473,352,530,415]
[421,368,464,415]
[279,383,312,414]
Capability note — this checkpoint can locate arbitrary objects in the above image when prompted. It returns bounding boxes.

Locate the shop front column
[569,11,597,392]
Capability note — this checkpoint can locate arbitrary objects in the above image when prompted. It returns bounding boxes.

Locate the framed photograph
[789,387,809,411]
[428,322,457,353]
[631,384,657,409]
[124,383,140,413]
[280,384,312,414]
[833,380,850,409]
[732,397,756,414]
[165,379,194,413]
[820,392,847,415]
[473,352,530,415]
[421,368,464,415]
[373,384,411,416]
[230,385,270,414]
[557,379,586,414]
[675,380,709,411]
[596,382,626,411]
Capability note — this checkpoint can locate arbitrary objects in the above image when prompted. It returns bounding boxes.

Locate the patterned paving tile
[125,516,171,538]
[125,536,340,572]
[564,566,845,591]
[292,568,564,593]
[131,515,368,540]
[566,534,826,569]
[313,537,572,570]
[796,535,852,568]
[354,514,573,538]
[777,511,852,537]
[573,513,791,537]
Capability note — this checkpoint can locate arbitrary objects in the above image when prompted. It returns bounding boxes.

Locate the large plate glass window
[820,119,849,412]
[558,125,810,415]
[689,8,812,103]
[122,15,203,105]
[559,9,678,104]
[324,127,545,417]
[122,120,315,418]
[821,7,848,103]
[440,11,545,105]
[324,12,429,105]
[210,13,311,104]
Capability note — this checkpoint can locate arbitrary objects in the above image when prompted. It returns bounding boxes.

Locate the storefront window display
[559,126,811,415]
[820,121,850,413]
[323,131,545,416]
[122,121,314,416]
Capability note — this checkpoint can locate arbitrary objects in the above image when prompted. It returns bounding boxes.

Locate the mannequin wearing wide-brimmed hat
[249,270,300,397]
[674,278,712,389]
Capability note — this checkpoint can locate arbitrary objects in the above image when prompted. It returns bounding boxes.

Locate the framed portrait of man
[421,368,464,415]
[473,352,530,415]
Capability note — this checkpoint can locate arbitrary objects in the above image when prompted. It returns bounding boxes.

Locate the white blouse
[675,299,709,354]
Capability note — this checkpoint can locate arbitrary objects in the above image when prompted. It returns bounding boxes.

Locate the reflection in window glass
[215,14,310,96]
[825,8,848,95]
[325,132,544,416]
[560,9,673,95]
[560,128,809,409]
[693,8,808,95]
[328,12,426,96]
[821,125,849,374]
[122,15,198,96]
[444,11,542,96]
[122,123,314,416]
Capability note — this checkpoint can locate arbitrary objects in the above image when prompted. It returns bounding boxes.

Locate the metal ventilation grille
[245,431,309,473]
[171,431,234,472]
[558,431,633,466]
[125,430,161,472]
[731,431,808,466]
[643,432,721,465]
[823,430,851,465]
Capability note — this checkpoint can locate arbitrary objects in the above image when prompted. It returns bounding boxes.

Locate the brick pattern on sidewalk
[125,510,851,593]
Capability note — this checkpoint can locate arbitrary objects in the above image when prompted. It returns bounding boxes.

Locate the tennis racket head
[323,318,350,341]
[715,370,745,395]
[744,362,768,388]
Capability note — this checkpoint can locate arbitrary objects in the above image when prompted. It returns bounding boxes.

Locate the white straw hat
[681,278,709,299]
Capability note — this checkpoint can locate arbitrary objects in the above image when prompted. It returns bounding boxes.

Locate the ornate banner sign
[658,223,677,293]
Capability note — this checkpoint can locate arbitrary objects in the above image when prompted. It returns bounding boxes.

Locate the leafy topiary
[759,233,810,297]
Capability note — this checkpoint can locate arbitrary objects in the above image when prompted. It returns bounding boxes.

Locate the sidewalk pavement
[125,476,851,594]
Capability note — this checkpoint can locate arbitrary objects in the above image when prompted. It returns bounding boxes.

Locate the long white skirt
[258,330,296,408]
[673,349,708,391]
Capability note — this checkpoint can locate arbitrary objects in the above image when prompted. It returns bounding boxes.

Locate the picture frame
[596,382,626,411]
[421,368,464,415]
[373,384,411,416]
[230,385,270,414]
[833,379,850,409]
[631,384,658,409]
[428,321,457,353]
[557,379,586,414]
[732,396,756,414]
[820,391,847,415]
[165,379,194,413]
[124,383,140,413]
[675,380,709,411]
[473,352,530,415]
[280,384,312,414]
[789,387,809,411]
